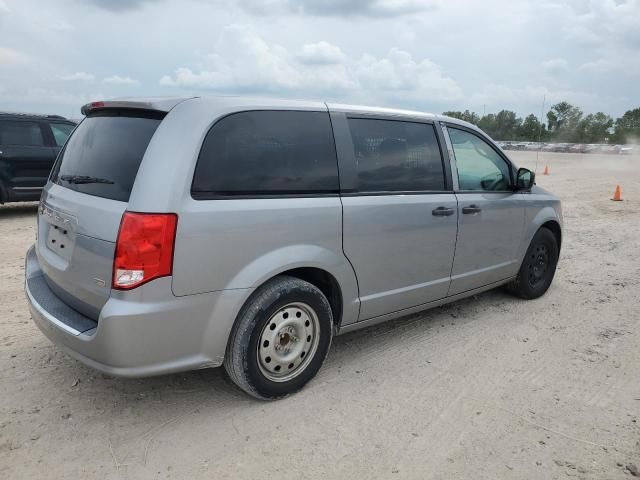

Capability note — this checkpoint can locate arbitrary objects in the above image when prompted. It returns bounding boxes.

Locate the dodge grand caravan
[25,97,562,399]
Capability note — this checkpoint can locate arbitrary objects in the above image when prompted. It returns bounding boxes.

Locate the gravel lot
[1,151,638,479]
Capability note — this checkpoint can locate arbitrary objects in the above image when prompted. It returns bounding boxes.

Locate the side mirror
[516,168,535,191]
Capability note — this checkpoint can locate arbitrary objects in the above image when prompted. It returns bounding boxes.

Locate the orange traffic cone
[543,165,549,175]
[611,185,623,201]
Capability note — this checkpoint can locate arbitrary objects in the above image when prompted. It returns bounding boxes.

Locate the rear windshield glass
[51,110,163,202]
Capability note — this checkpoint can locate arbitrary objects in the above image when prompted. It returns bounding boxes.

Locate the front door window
[448,128,511,191]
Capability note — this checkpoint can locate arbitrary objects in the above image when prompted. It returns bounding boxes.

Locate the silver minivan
[25,97,562,399]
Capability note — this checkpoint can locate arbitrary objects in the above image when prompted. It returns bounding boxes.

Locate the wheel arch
[276,267,343,332]
[540,220,562,251]
[227,266,345,333]
[518,206,563,261]
[220,244,359,328]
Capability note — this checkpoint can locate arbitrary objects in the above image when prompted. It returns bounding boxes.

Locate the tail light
[112,212,178,290]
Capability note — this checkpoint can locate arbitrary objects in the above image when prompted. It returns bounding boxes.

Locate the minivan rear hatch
[36,106,165,322]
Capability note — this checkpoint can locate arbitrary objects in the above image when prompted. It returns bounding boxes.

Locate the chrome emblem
[39,202,76,227]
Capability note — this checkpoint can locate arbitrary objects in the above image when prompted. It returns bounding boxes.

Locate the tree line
[443,103,640,144]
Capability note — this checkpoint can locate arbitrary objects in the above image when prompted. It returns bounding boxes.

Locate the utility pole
[535,94,546,174]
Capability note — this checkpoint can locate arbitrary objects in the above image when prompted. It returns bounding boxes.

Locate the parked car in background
[0,112,76,203]
[619,145,634,155]
[479,140,636,155]
[569,144,587,154]
[583,144,600,154]
[25,97,562,400]
[601,145,620,154]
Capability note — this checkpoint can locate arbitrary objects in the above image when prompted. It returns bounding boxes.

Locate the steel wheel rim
[257,302,321,382]
[528,243,549,287]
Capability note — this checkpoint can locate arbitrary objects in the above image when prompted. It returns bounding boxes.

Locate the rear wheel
[507,227,559,299]
[224,276,333,400]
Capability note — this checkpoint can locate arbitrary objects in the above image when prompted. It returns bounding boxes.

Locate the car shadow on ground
[45,287,514,405]
[23,286,520,467]
[0,202,38,218]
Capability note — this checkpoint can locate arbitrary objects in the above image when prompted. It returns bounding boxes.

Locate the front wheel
[224,276,333,400]
[507,227,559,299]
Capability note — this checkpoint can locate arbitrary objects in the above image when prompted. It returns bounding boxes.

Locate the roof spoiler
[80,100,161,116]
[80,97,193,116]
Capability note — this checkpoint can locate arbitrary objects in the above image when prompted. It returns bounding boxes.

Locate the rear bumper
[25,245,251,377]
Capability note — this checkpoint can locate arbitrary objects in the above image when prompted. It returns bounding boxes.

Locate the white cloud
[59,71,95,81]
[465,83,611,119]
[0,86,105,116]
[578,59,610,73]
[160,68,218,88]
[354,48,462,102]
[49,20,74,32]
[566,0,640,50]
[84,0,160,11]
[0,46,30,67]
[231,0,434,18]
[159,26,460,105]
[296,41,346,65]
[542,58,569,74]
[103,75,139,85]
[161,25,304,90]
[1,0,638,118]
[469,84,552,111]
[18,87,103,106]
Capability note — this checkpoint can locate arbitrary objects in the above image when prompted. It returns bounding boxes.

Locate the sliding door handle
[432,206,455,217]
[462,205,482,214]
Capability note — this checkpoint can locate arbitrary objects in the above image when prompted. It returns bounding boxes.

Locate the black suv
[0,112,76,203]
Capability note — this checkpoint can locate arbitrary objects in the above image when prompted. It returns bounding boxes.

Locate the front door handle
[432,206,455,217]
[462,205,482,214]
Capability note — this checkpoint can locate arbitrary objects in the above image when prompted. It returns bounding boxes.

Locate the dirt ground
[0,151,638,479]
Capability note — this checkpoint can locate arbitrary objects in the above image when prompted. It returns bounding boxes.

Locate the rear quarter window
[51,110,163,202]
[49,122,76,147]
[191,110,339,197]
[0,120,45,146]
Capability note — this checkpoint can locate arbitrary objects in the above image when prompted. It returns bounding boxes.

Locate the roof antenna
[535,94,546,174]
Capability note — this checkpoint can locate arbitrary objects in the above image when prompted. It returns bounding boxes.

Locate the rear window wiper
[60,175,115,185]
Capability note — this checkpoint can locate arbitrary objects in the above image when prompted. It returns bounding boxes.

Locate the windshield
[51,110,163,202]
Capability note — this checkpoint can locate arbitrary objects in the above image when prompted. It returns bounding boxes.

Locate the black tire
[507,227,559,299]
[224,275,333,400]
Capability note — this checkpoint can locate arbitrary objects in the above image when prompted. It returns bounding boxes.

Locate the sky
[0,0,638,119]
